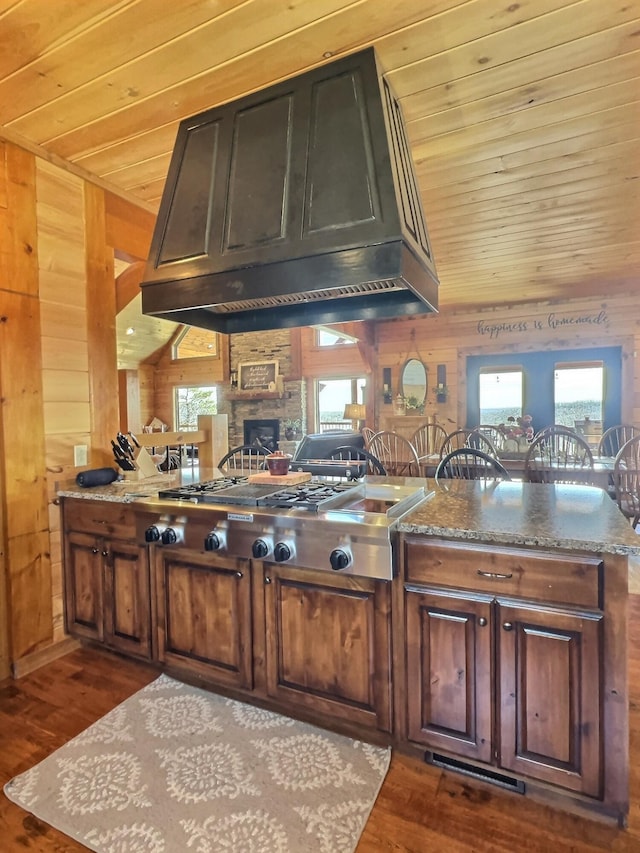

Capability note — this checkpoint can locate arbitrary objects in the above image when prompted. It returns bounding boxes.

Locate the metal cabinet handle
[478,617,487,627]
[101,550,108,557]
[235,571,243,579]
[92,547,99,554]
[264,576,272,584]
[477,570,513,580]
[503,622,514,631]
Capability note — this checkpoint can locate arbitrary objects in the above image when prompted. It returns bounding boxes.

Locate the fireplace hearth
[243,419,280,452]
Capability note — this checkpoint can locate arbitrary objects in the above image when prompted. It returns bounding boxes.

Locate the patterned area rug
[4,674,391,852]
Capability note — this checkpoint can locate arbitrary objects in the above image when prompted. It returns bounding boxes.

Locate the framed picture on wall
[238,360,279,391]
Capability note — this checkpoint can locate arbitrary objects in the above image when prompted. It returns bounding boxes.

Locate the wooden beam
[116,260,146,312]
[84,183,119,467]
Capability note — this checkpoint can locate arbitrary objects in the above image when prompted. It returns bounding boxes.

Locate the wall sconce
[382,367,392,404]
[436,364,447,403]
[343,403,366,430]
[230,369,238,388]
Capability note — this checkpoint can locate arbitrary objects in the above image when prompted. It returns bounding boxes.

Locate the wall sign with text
[238,360,279,391]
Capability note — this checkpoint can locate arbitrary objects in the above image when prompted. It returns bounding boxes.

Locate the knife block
[122,446,161,480]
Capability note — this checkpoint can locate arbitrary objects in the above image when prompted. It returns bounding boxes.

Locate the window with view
[316,378,366,432]
[554,362,603,439]
[478,368,523,425]
[175,386,217,431]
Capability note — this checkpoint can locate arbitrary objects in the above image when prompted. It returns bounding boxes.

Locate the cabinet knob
[503,622,514,631]
[264,576,272,584]
[92,547,99,554]
[478,617,487,627]
[235,571,243,579]
[101,550,108,557]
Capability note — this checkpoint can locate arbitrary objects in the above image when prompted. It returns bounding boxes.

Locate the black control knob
[144,525,161,543]
[161,527,178,545]
[329,549,350,571]
[204,532,222,551]
[274,542,292,562]
[252,539,270,559]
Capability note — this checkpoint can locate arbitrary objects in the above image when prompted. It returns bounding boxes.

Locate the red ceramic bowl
[265,452,292,476]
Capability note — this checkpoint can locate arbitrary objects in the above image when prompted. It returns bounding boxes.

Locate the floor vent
[426,752,525,794]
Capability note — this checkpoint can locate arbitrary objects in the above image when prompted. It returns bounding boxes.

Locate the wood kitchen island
[396,479,639,827]
[58,475,640,827]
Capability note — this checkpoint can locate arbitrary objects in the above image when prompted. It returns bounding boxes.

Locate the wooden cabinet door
[63,532,104,641]
[497,599,603,797]
[263,565,392,732]
[405,586,493,763]
[103,538,151,659]
[155,549,253,689]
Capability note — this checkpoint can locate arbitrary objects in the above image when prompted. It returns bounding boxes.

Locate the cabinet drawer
[63,498,136,540]
[404,537,602,608]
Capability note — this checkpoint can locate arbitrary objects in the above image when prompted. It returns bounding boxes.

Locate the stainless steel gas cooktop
[141,478,433,580]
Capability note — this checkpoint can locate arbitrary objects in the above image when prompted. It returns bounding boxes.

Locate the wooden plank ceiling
[1,0,638,331]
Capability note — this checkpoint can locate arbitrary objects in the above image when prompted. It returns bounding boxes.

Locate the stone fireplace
[243,419,280,452]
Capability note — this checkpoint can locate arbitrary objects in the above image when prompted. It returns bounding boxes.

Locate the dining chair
[440,428,497,457]
[367,430,421,477]
[524,426,595,485]
[216,445,269,475]
[361,426,378,447]
[474,424,509,453]
[411,422,448,459]
[435,449,511,484]
[598,424,640,459]
[613,434,640,529]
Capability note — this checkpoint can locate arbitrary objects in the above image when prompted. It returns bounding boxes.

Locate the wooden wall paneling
[0,140,6,209]
[375,295,638,432]
[84,183,118,466]
[37,160,91,487]
[138,364,155,429]
[0,145,52,664]
[119,369,141,433]
[0,292,52,660]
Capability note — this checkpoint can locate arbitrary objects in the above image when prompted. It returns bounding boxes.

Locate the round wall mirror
[400,358,427,408]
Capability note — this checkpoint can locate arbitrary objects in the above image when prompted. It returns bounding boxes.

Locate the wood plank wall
[375,296,639,430]
[36,159,90,646]
[0,142,154,674]
[0,144,51,670]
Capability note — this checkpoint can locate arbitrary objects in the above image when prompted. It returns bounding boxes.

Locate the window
[466,347,621,433]
[172,326,218,359]
[554,362,603,441]
[478,368,523,425]
[316,377,366,432]
[175,386,217,431]
[315,326,358,347]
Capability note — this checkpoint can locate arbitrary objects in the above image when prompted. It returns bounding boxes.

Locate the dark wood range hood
[141,48,439,334]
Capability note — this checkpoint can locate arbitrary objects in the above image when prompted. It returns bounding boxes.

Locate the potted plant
[283,418,301,440]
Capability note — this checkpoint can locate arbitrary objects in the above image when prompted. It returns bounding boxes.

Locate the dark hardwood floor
[2,597,640,851]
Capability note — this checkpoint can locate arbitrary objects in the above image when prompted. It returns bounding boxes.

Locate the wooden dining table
[498,453,616,489]
[418,452,616,491]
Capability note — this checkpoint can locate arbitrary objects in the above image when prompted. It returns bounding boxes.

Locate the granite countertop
[56,467,213,503]
[399,479,640,555]
[59,471,640,556]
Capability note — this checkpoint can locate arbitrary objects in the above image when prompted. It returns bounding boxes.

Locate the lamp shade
[343,403,366,420]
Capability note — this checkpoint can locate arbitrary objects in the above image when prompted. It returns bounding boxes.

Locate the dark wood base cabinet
[153,548,253,690]
[62,500,151,660]
[399,535,628,825]
[61,498,629,825]
[261,564,392,732]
